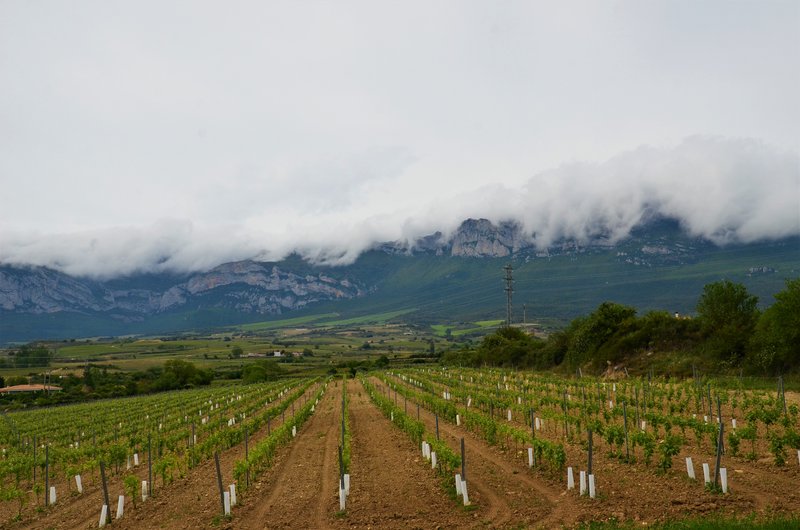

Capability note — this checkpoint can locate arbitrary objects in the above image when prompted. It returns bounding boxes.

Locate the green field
[237,312,340,331]
[431,319,504,337]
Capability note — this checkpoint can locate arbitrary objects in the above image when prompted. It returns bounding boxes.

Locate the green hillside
[2,234,798,343]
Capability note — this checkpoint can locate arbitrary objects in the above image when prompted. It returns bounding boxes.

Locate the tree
[5,375,28,386]
[241,360,285,383]
[231,346,243,358]
[750,278,800,374]
[14,345,52,368]
[476,326,549,368]
[563,302,637,368]
[696,280,759,363]
[241,364,267,384]
[374,355,390,368]
[155,360,212,390]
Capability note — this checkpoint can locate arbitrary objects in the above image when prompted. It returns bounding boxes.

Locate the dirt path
[234,381,340,529]
[326,379,477,529]
[373,377,578,529]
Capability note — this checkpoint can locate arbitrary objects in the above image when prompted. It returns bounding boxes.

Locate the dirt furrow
[375,377,578,529]
[325,379,477,529]
[235,381,340,529]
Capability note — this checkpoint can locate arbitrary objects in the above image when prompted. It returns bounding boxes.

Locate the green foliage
[529,302,697,371]
[768,431,786,466]
[123,474,139,507]
[374,355,390,368]
[474,326,549,368]
[603,424,625,456]
[574,513,800,529]
[155,360,213,390]
[154,454,178,486]
[750,278,800,374]
[727,430,741,457]
[657,434,683,473]
[631,430,656,465]
[697,280,759,363]
[241,360,285,384]
[0,482,26,516]
[783,427,800,450]
[565,302,637,368]
[443,276,798,374]
[12,344,53,368]
[4,375,28,386]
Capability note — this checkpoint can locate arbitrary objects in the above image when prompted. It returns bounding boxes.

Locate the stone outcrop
[0,261,366,317]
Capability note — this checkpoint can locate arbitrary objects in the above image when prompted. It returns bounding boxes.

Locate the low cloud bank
[1,136,797,279]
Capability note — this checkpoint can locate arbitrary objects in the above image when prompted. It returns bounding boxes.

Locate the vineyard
[1,368,799,529]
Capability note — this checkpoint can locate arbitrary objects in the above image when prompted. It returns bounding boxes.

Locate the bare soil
[325,379,477,529]
[3,379,799,529]
[8,384,319,530]
[380,375,800,528]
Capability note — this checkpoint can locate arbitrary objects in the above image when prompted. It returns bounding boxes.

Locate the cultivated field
[1,368,799,529]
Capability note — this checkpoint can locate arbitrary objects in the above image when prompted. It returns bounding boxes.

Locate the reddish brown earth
[326,379,476,529]
[382,374,800,528]
[233,380,341,529]
[371,377,580,529]
[233,378,479,529]
[3,379,799,529]
[7,384,319,530]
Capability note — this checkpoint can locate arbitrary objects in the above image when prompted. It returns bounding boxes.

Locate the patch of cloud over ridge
[512,136,800,247]
[1,136,798,279]
[404,136,799,251]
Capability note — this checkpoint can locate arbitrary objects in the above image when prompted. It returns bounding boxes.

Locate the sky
[1,1,798,278]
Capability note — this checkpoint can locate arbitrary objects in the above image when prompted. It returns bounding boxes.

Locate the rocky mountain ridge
[2,217,797,343]
[0,260,366,319]
[1,217,543,318]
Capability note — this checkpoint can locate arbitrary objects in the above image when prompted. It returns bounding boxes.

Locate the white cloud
[0,2,798,277]
[1,136,797,278]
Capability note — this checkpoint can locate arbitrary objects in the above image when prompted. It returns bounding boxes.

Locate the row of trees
[444,278,799,375]
[0,345,53,368]
[1,360,215,407]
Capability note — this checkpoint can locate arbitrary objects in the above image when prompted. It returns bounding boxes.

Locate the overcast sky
[1,1,798,278]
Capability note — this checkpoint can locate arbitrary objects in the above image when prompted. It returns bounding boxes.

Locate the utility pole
[523,303,527,325]
[504,264,514,327]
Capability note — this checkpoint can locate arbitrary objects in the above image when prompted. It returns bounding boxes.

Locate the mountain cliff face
[1,218,531,320]
[2,217,797,343]
[449,219,527,257]
[380,218,529,257]
[0,260,367,319]
[0,266,107,313]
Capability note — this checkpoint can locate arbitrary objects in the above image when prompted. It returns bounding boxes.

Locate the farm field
[0,321,447,384]
[1,369,799,529]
